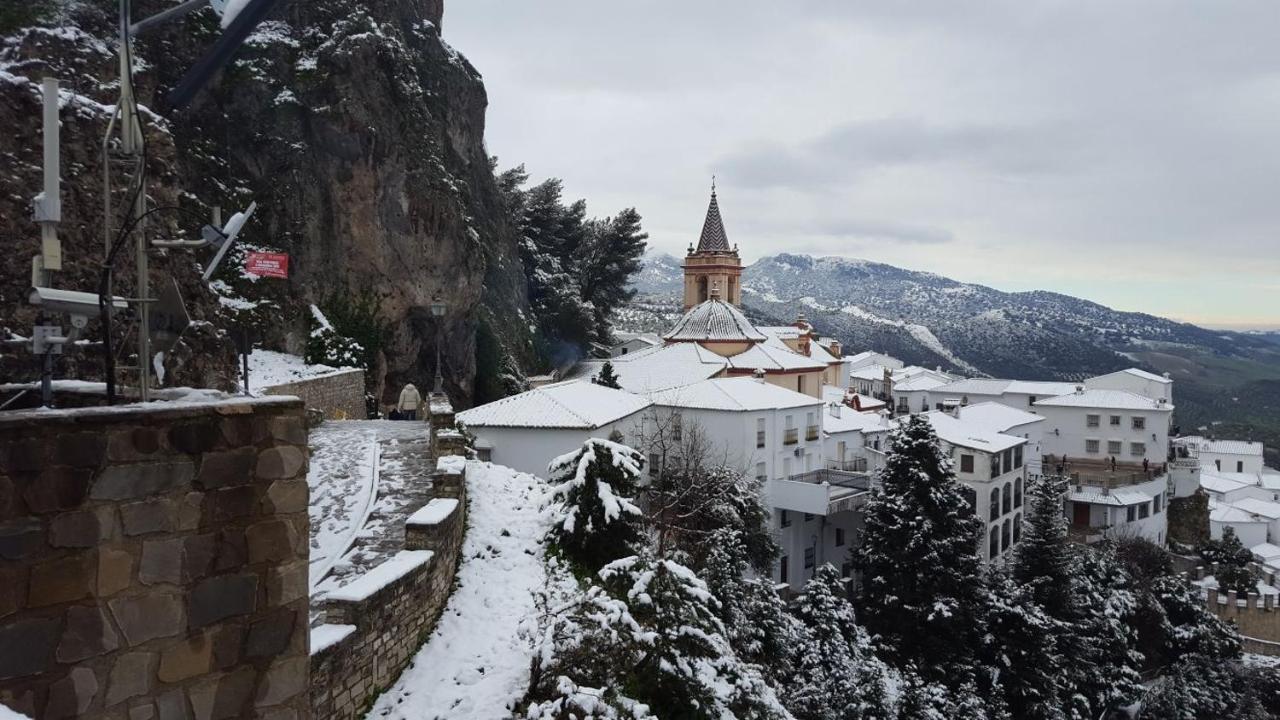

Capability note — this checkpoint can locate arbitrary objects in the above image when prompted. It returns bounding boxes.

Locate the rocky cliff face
[0,0,532,407]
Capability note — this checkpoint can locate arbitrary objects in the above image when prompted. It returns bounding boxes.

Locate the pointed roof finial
[695,182,731,252]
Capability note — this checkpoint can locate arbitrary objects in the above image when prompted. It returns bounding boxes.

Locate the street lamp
[430,294,446,395]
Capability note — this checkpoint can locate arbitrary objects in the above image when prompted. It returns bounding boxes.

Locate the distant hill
[626,252,1280,466]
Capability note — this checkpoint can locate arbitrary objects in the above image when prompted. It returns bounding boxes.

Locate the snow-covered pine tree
[648,461,778,574]
[1198,527,1257,596]
[1012,474,1076,619]
[981,569,1066,720]
[788,564,894,720]
[699,529,804,689]
[1067,544,1145,718]
[1148,573,1241,663]
[853,414,988,688]
[545,438,645,573]
[595,360,622,389]
[525,553,789,719]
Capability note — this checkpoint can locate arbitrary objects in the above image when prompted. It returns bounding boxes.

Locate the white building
[1066,476,1170,545]
[456,381,651,477]
[1174,436,1267,474]
[920,410,1029,562]
[954,402,1047,477]
[1033,388,1173,466]
[1085,368,1173,404]
[1210,502,1271,548]
[610,332,661,357]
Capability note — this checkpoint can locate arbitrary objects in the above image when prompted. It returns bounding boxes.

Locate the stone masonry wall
[263,371,366,422]
[308,463,466,720]
[0,396,311,719]
[1192,563,1280,656]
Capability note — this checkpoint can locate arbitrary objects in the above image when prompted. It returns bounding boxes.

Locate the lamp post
[430,294,446,395]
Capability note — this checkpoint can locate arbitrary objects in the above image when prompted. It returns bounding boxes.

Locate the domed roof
[663,298,767,343]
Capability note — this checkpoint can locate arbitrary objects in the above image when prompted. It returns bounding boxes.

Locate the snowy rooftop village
[2,1,1280,719]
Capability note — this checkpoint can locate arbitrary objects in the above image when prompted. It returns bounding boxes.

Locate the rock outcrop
[0,0,532,407]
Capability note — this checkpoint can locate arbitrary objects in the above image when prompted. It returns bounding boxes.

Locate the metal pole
[41,351,53,408]
[119,0,150,401]
[433,334,443,394]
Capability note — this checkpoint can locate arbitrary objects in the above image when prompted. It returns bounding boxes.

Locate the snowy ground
[248,349,355,393]
[368,462,564,719]
[1194,575,1280,598]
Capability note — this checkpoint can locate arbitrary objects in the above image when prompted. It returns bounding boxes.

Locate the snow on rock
[405,498,459,527]
[323,549,433,603]
[310,624,356,655]
[370,462,555,719]
[247,349,353,392]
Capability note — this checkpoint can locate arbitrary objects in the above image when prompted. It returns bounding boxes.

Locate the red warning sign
[245,251,289,279]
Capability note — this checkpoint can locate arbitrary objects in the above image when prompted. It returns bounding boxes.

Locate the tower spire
[696,183,731,252]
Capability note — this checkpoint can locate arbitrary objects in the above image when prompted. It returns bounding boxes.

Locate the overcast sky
[444,1,1280,330]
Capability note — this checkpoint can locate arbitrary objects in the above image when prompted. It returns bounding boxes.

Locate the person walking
[397,383,422,421]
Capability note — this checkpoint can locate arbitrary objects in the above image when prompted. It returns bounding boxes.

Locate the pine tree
[595,360,622,389]
[1012,474,1076,619]
[853,414,988,688]
[788,564,894,720]
[1148,574,1241,663]
[1198,527,1257,596]
[579,208,648,344]
[981,569,1066,720]
[545,438,645,573]
[1067,544,1145,718]
[525,553,790,719]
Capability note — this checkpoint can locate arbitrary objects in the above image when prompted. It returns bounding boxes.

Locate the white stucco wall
[467,413,646,478]
[1086,371,1173,403]
[1211,518,1269,547]
[1034,404,1171,465]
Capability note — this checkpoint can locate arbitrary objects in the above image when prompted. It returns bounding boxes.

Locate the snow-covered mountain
[628,252,1274,381]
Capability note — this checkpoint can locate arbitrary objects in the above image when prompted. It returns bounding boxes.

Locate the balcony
[783,428,799,445]
[827,457,869,472]
[805,425,820,442]
[1042,455,1167,490]
[770,469,875,516]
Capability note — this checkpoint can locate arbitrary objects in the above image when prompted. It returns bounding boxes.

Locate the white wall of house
[1211,518,1269,547]
[1035,404,1172,465]
[468,414,646,478]
[772,508,862,591]
[1200,451,1265,475]
[948,444,1028,562]
[1086,370,1172,403]
[611,338,657,357]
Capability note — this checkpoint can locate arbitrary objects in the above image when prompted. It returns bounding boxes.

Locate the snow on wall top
[324,550,434,603]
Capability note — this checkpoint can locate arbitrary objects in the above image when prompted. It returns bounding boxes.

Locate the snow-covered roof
[612,332,660,347]
[663,299,766,343]
[934,378,1014,396]
[566,343,727,393]
[923,411,1027,454]
[1174,436,1264,457]
[956,402,1046,434]
[457,380,651,429]
[727,342,827,372]
[824,407,893,435]
[1251,542,1280,562]
[1229,497,1280,520]
[1210,501,1269,524]
[893,374,948,392]
[648,377,821,412]
[1112,368,1172,384]
[1200,472,1253,495]
[1068,488,1152,507]
[1034,389,1172,411]
[1004,380,1080,396]
[849,364,894,382]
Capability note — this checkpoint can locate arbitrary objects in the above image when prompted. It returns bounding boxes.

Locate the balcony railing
[826,458,869,472]
[783,428,798,445]
[805,425,820,441]
[787,469,874,491]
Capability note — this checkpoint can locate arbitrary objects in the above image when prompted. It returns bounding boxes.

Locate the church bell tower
[682,181,743,310]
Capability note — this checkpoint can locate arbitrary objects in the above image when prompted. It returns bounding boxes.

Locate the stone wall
[1167,490,1210,547]
[308,462,466,720]
[1192,563,1280,656]
[262,371,366,422]
[0,396,311,719]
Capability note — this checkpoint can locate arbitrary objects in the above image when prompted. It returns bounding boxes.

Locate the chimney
[829,339,842,357]
[830,403,842,418]
[1075,385,1084,395]
[753,368,766,384]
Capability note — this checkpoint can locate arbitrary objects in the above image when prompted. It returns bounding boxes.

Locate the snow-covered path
[368,462,555,720]
[307,422,379,591]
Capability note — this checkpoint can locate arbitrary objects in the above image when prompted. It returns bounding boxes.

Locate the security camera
[29,287,127,325]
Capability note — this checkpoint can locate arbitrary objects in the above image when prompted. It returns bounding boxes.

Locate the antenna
[202,201,256,281]
[32,77,62,277]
